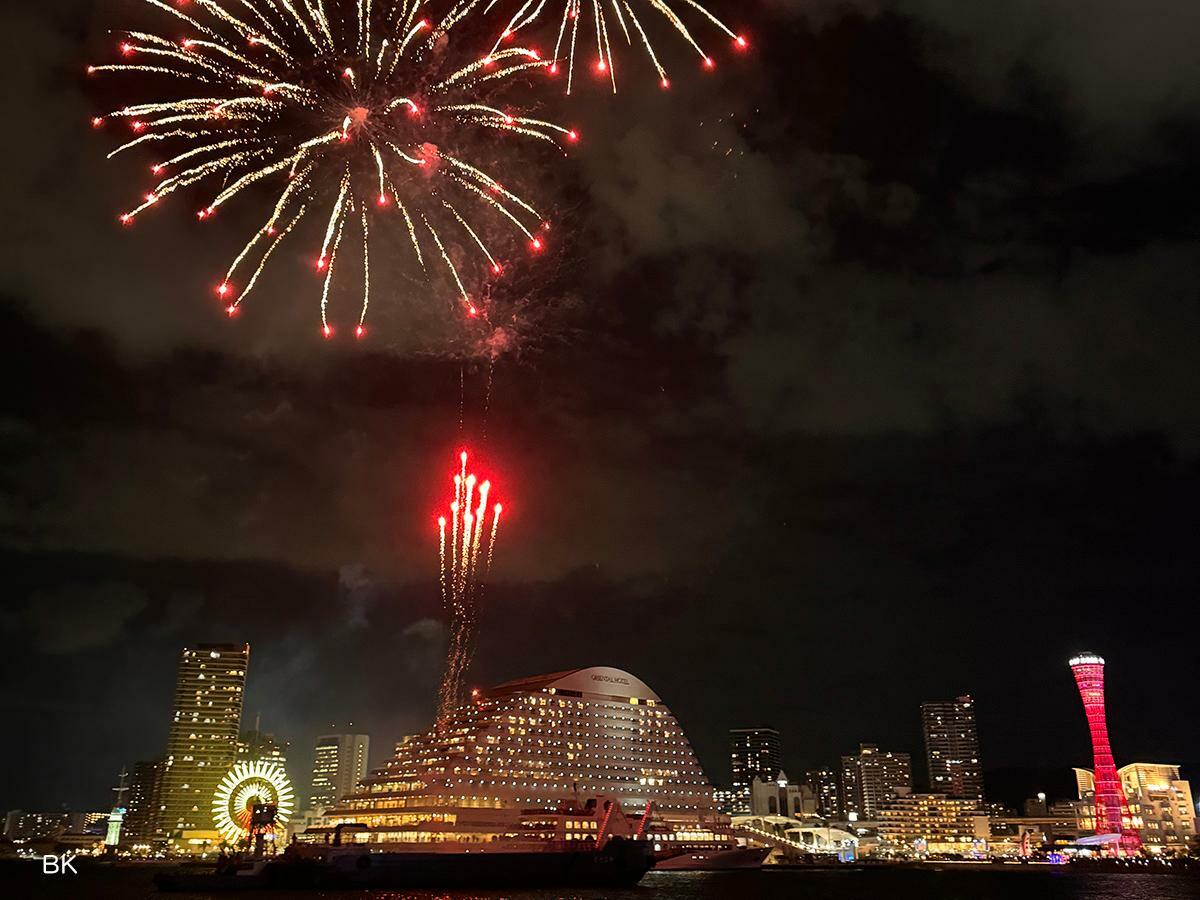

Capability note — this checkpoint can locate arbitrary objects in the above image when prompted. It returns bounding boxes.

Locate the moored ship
[156,831,654,890]
[655,845,772,870]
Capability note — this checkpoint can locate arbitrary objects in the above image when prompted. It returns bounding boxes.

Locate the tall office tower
[840,743,912,819]
[730,728,782,814]
[1068,652,1140,852]
[121,760,164,843]
[806,769,842,818]
[921,695,985,803]
[308,734,370,811]
[237,728,290,767]
[157,643,249,852]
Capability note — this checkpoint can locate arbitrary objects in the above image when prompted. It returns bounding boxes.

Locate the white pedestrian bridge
[731,815,859,862]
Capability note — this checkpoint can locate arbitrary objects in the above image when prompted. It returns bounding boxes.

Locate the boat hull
[655,846,771,870]
[155,840,654,891]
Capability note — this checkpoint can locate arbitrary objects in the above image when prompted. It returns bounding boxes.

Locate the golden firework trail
[474,0,747,93]
[92,0,578,336]
[436,450,502,721]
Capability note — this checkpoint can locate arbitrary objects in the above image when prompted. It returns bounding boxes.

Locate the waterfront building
[805,768,841,818]
[120,759,164,844]
[730,727,781,815]
[2,811,109,845]
[1073,766,1096,800]
[1075,763,1195,853]
[3,810,68,842]
[157,643,249,854]
[749,771,816,818]
[712,787,737,814]
[1023,792,1048,817]
[987,805,1086,857]
[316,666,731,854]
[840,744,912,819]
[1068,653,1140,852]
[920,695,984,802]
[1119,764,1195,853]
[72,812,110,830]
[307,733,370,811]
[285,807,328,843]
[878,793,989,856]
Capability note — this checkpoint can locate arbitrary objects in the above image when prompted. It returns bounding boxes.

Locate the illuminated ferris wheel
[212,760,295,847]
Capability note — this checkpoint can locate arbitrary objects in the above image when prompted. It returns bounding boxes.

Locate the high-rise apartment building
[806,768,842,818]
[730,728,782,815]
[308,734,370,811]
[921,695,985,803]
[840,743,912,819]
[157,643,249,852]
[120,759,164,844]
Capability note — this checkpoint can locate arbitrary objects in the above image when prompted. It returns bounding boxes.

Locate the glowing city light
[1069,653,1142,854]
[212,759,295,846]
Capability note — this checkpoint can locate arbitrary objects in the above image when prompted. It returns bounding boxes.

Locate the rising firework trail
[90,0,576,336]
[437,450,502,721]
[477,0,748,93]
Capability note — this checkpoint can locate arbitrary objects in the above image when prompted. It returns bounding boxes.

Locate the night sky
[3,1,1199,815]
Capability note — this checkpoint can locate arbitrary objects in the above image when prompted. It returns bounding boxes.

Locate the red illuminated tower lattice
[1068,653,1141,853]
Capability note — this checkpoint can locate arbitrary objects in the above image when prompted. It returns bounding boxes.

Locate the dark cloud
[723,247,1200,443]
[788,1,1200,168]
[569,41,1200,444]
[12,582,148,654]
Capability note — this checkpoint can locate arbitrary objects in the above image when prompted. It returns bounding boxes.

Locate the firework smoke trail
[436,450,503,722]
[92,1,579,336]
[476,0,748,93]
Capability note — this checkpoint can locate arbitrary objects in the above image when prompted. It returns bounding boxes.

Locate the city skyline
[3,640,1195,863]
[4,635,1192,820]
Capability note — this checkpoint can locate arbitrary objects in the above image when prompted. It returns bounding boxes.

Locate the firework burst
[91,0,577,337]
[437,449,502,721]
[478,0,747,93]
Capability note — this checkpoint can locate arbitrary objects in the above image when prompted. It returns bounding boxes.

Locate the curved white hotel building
[312,666,731,854]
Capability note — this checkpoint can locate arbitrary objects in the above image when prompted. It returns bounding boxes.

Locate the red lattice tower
[1069,653,1141,853]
